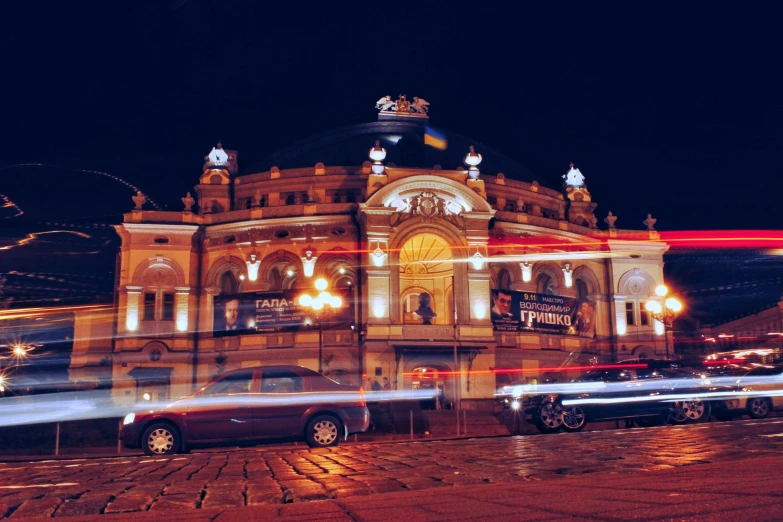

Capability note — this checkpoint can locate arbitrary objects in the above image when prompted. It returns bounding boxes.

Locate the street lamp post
[645,285,683,359]
[298,278,343,374]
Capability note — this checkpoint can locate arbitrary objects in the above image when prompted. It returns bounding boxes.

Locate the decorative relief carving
[390,192,463,228]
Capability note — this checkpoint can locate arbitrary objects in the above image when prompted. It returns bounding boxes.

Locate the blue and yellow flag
[424,126,448,150]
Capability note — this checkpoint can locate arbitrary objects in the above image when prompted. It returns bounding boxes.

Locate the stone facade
[69,115,672,408]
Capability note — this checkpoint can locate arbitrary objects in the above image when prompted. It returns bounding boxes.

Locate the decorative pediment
[390,191,463,228]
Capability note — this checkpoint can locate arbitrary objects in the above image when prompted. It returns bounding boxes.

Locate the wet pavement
[2,417,783,519]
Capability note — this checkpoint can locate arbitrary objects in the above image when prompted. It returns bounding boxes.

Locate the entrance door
[185,369,256,442]
[411,366,450,410]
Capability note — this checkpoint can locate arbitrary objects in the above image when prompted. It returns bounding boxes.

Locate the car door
[740,367,783,408]
[185,369,256,442]
[253,368,310,438]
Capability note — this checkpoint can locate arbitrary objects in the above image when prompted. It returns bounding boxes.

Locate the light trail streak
[0,388,437,427]
[0,192,23,218]
[0,230,92,252]
[0,163,161,210]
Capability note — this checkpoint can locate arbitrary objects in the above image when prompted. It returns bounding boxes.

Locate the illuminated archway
[398,233,454,325]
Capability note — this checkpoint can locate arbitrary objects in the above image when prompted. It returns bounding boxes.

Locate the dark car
[121,365,369,455]
[711,364,783,420]
[497,361,735,433]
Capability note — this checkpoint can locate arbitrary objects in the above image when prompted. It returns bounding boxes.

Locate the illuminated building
[72,97,673,406]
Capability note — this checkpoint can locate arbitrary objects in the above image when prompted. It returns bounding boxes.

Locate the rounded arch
[132,257,186,287]
[572,264,601,296]
[391,223,460,325]
[141,341,169,360]
[316,247,358,288]
[618,268,657,297]
[364,175,494,214]
[389,217,468,255]
[489,262,520,290]
[632,345,653,360]
[257,249,303,291]
[205,255,247,289]
[532,261,565,292]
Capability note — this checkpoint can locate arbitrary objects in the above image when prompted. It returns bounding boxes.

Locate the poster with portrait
[213,289,353,336]
[490,289,596,337]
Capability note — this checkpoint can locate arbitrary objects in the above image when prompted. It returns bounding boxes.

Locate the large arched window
[537,274,555,295]
[220,271,240,295]
[576,279,589,299]
[496,268,512,290]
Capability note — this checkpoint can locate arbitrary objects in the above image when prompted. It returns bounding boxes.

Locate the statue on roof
[411,97,430,114]
[563,163,585,188]
[376,95,396,111]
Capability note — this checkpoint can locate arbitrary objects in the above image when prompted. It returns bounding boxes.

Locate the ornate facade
[70,98,672,408]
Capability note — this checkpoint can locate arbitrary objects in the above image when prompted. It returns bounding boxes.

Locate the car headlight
[123,413,135,425]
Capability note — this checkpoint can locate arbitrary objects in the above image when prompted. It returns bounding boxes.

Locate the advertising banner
[490,289,596,338]
[213,289,353,336]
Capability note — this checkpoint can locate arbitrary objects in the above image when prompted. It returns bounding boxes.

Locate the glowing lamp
[370,140,386,174]
[246,250,260,282]
[369,140,387,162]
[371,244,386,267]
[617,322,627,336]
[299,294,313,307]
[126,310,139,332]
[473,301,487,320]
[665,297,682,312]
[372,299,386,318]
[470,250,484,270]
[302,247,317,278]
[645,300,662,314]
[655,285,668,297]
[176,313,188,332]
[13,345,26,357]
[464,145,482,180]
[655,320,665,336]
[315,278,328,291]
[330,295,343,308]
[287,269,295,277]
[562,263,573,288]
[522,262,532,283]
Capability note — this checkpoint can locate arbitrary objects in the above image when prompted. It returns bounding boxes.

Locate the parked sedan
[121,365,369,455]
[497,361,732,433]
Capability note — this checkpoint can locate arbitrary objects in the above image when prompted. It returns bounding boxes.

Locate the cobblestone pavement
[3,417,783,519]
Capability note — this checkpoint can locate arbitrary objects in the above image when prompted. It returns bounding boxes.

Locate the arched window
[537,274,555,295]
[497,269,512,290]
[576,279,589,299]
[219,271,239,295]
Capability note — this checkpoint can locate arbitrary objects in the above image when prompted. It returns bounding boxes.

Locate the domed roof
[249,120,538,182]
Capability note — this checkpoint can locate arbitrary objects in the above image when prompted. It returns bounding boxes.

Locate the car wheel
[305,415,343,448]
[536,402,564,433]
[561,405,586,432]
[670,400,711,424]
[747,398,771,419]
[142,423,180,456]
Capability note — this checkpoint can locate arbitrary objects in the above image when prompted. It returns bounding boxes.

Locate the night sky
[2,2,782,325]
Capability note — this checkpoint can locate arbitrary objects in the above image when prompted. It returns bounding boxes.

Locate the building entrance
[411,364,451,409]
